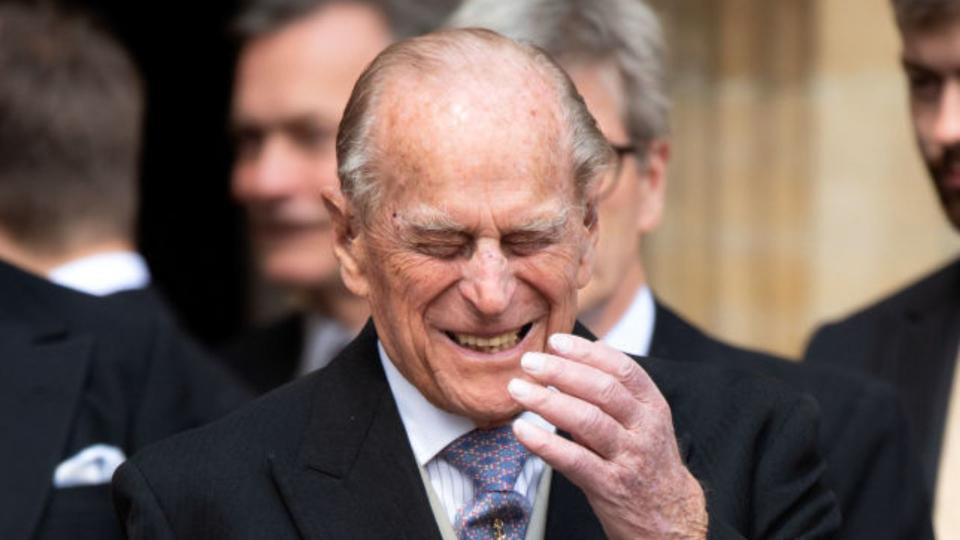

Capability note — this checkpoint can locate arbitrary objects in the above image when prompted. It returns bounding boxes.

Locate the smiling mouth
[444,322,534,354]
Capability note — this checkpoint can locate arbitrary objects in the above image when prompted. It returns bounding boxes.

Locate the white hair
[447,0,670,153]
[335,27,614,222]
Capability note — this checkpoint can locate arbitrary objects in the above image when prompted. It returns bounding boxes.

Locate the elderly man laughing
[114,28,839,539]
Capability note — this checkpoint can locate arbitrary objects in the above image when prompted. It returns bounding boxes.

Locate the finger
[520,351,643,429]
[548,333,658,401]
[508,378,623,458]
[512,417,610,496]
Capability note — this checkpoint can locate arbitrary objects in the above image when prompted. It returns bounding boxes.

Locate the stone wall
[646,0,959,357]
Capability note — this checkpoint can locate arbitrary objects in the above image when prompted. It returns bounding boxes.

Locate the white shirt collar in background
[601,285,655,356]
[48,251,150,296]
[299,314,354,376]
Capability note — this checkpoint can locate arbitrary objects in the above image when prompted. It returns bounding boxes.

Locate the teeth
[454,329,520,353]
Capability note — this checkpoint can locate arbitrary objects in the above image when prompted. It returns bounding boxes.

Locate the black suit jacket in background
[114,321,840,539]
[0,260,251,540]
[650,301,932,539]
[804,258,960,499]
[219,312,304,394]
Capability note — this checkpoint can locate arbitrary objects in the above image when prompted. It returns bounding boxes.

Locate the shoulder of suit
[126,371,319,478]
[653,304,899,422]
[639,353,813,426]
[219,312,305,358]
[817,258,960,333]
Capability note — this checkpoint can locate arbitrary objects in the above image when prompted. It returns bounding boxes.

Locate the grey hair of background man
[335,27,615,224]
[232,0,460,42]
[890,0,960,30]
[447,0,669,157]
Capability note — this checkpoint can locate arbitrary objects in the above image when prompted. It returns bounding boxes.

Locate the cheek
[516,250,583,303]
[373,249,459,313]
[913,105,939,144]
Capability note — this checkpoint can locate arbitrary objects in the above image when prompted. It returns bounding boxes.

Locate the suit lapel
[0,323,93,540]
[270,321,694,539]
[270,324,441,540]
[891,275,960,489]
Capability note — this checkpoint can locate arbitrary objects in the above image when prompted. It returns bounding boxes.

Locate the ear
[321,188,370,299]
[635,139,670,233]
[576,200,599,289]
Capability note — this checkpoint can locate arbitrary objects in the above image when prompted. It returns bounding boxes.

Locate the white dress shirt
[299,314,354,375]
[935,346,960,538]
[378,342,555,525]
[601,285,655,356]
[48,251,150,296]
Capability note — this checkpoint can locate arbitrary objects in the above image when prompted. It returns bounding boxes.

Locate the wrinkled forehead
[370,60,573,196]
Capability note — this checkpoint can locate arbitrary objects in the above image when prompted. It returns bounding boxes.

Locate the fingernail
[549,333,573,354]
[513,418,534,439]
[508,378,533,399]
[521,352,547,373]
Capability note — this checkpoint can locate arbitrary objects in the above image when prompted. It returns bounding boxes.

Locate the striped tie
[440,425,532,540]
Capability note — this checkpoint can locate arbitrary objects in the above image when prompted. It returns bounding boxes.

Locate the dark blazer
[0,260,250,540]
[651,301,932,539]
[219,312,304,394]
[114,321,840,539]
[804,258,960,497]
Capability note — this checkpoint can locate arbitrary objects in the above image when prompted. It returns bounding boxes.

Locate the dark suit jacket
[651,301,932,539]
[0,260,251,540]
[114,321,840,539]
[804,258,960,498]
[219,312,304,394]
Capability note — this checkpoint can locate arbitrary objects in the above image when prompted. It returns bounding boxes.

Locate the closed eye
[503,233,555,256]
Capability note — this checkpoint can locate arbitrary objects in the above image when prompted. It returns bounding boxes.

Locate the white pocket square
[52,444,126,488]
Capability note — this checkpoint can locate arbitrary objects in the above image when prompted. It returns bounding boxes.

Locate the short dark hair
[891,0,960,30]
[0,3,142,254]
[232,0,459,43]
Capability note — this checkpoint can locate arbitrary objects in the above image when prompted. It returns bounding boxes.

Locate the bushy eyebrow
[398,205,466,235]
[397,203,571,237]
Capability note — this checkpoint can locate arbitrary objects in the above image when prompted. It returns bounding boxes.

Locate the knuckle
[580,403,607,434]
[614,355,639,381]
[650,396,672,420]
[595,374,621,404]
[568,450,593,477]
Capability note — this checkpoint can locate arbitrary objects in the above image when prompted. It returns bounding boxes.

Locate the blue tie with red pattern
[440,425,532,540]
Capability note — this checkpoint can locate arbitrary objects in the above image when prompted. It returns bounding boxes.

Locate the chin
[438,381,524,427]
[463,400,524,429]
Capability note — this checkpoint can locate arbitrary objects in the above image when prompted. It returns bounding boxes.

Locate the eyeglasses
[596,143,637,201]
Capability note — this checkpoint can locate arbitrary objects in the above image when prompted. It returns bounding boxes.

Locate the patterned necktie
[440,425,532,540]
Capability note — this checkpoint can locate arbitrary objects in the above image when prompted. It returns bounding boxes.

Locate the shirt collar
[47,251,151,296]
[300,314,354,375]
[602,285,655,356]
[378,341,553,467]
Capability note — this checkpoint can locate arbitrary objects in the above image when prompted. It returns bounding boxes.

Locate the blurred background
[67,0,960,358]
[647,0,960,357]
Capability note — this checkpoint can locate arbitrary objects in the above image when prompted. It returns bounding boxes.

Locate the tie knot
[440,424,530,493]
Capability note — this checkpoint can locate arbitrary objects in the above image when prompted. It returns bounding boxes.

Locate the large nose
[233,136,301,202]
[935,80,960,147]
[459,239,516,317]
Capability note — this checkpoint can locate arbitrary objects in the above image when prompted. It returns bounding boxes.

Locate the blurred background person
[58,0,954,385]
[805,0,960,536]
[0,4,249,539]
[449,0,931,537]
[222,0,456,393]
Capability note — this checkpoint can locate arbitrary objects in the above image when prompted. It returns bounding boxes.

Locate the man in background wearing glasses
[449,0,932,537]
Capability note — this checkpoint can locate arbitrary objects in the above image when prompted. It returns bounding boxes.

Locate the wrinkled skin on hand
[508,333,708,540]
